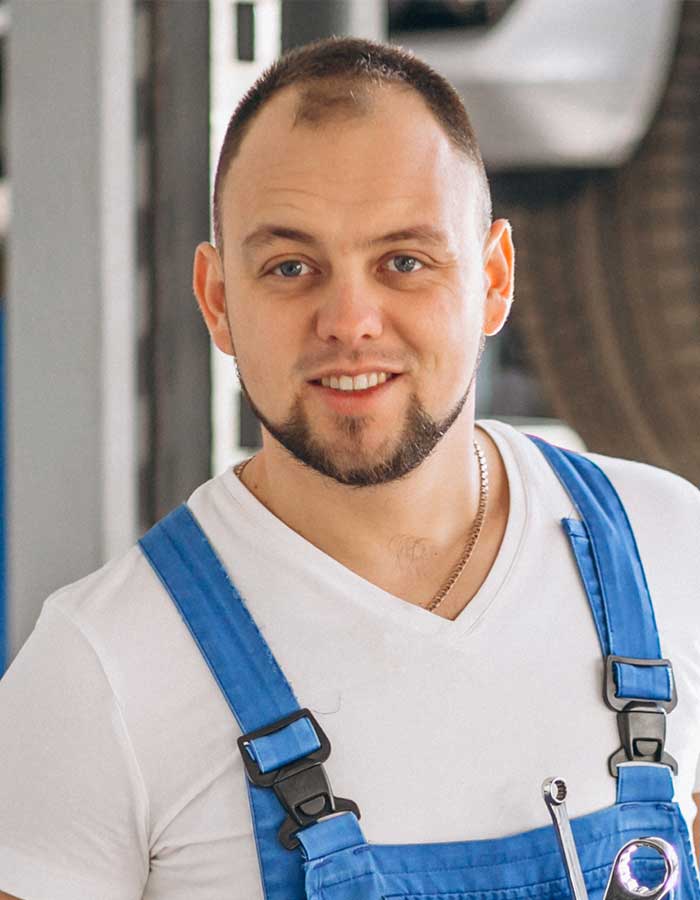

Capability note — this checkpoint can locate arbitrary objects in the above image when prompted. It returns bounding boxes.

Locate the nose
[314,273,383,347]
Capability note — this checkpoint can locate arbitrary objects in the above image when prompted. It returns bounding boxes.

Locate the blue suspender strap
[139,505,364,899]
[139,506,301,730]
[529,437,677,803]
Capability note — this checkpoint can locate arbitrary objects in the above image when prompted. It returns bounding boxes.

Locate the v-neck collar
[220,420,530,640]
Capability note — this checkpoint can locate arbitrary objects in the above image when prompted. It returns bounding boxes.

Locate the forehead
[221,83,480,250]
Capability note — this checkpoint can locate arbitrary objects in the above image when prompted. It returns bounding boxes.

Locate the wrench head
[542,777,568,806]
[604,837,679,900]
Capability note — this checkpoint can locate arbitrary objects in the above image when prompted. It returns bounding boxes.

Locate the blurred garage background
[2,0,698,668]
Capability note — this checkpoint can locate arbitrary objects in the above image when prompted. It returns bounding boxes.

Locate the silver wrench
[543,777,680,900]
[542,777,589,900]
[603,837,679,900]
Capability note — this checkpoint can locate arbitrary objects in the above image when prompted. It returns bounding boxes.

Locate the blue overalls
[139,438,700,899]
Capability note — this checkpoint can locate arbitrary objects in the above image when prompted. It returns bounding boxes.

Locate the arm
[693,792,700,862]
[0,893,22,899]
[0,601,148,899]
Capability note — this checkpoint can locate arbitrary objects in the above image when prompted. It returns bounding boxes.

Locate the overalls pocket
[303,803,700,900]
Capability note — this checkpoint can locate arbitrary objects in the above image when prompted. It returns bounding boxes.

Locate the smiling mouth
[310,373,400,393]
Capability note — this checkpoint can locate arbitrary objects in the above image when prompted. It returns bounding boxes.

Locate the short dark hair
[212,36,491,252]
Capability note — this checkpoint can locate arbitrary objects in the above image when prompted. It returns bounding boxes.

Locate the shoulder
[29,540,193,732]
[572,451,699,661]
[34,483,235,727]
[585,449,700,530]
[47,470,242,650]
[44,542,170,652]
[481,419,699,588]
[583,453,700,615]
[24,482,247,812]
[481,418,699,525]
[35,470,251,725]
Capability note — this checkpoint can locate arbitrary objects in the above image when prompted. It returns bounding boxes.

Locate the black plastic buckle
[604,655,678,777]
[237,708,360,850]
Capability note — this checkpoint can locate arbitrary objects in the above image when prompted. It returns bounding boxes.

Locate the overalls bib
[139,438,700,899]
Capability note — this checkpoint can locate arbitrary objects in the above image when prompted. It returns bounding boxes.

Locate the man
[0,36,698,900]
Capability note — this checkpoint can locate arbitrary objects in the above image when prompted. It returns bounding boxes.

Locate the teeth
[354,374,369,390]
[320,372,393,391]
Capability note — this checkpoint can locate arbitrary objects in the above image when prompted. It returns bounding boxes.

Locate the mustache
[295,349,411,376]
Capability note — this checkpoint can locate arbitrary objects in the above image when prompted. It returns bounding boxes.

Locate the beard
[236,336,485,488]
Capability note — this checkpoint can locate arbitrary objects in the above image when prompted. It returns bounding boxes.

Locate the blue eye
[272,260,312,278]
[386,255,423,273]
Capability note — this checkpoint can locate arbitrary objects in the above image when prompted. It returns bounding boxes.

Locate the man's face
[213,83,503,486]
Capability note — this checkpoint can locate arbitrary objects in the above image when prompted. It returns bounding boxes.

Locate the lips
[319,372,396,391]
[310,372,400,407]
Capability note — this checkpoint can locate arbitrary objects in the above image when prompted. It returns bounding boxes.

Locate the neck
[237,412,508,615]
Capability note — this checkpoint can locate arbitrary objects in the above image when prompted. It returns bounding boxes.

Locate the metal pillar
[142,1,212,525]
[7,0,137,660]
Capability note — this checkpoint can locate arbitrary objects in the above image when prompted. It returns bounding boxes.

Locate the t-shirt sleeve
[0,599,150,900]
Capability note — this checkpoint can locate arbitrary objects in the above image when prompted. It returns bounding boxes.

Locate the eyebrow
[241,223,450,252]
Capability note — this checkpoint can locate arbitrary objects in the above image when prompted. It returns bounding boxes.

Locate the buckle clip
[237,709,360,850]
[603,656,678,777]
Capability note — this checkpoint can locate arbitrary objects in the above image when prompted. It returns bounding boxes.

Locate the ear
[482,219,515,336]
[193,242,235,356]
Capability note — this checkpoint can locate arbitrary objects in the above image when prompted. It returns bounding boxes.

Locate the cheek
[425,286,485,388]
[233,311,302,392]
[423,275,485,349]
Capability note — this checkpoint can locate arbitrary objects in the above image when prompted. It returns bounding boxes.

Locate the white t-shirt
[0,420,698,900]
